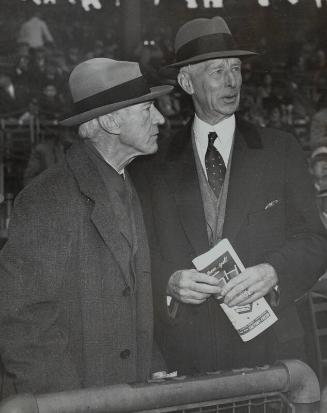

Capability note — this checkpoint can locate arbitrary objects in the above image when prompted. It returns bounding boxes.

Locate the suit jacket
[134,118,327,374]
[0,141,153,396]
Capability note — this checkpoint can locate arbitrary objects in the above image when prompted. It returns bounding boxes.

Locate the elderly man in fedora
[0,57,172,396]
[136,16,327,375]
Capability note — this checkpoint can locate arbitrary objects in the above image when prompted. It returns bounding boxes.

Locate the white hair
[78,118,100,141]
[179,64,198,76]
[78,112,115,141]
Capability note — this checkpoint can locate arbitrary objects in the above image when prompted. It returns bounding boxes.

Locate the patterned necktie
[205,131,226,198]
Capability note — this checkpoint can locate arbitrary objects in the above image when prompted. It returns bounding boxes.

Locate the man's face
[180,57,242,124]
[117,101,165,156]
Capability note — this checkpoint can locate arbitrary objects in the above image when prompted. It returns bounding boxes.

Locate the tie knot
[208,131,218,146]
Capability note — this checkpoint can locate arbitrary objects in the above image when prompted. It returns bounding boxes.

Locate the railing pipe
[0,360,320,413]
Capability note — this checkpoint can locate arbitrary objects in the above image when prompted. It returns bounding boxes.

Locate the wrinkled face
[117,101,165,156]
[180,57,242,124]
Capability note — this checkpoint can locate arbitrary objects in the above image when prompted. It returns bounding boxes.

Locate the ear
[98,113,120,134]
[177,70,194,95]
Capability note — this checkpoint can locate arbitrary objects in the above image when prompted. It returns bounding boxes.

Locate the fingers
[225,288,260,307]
[167,263,278,307]
[220,264,278,307]
[167,269,221,304]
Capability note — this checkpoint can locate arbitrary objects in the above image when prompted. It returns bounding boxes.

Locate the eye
[232,65,241,72]
[209,67,223,76]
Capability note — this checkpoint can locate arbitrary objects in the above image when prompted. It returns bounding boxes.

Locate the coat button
[120,349,131,359]
[122,287,131,297]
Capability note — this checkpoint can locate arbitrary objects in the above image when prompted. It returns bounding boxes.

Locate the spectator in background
[310,92,327,149]
[309,146,327,230]
[28,47,48,93]
[263,97,293,133]
[27,48,65,97]
[37,83,65,120]
[65,46,81,74]
[310,106,327,148]
[257,72,273,103]
[17,97,39,125]
[12,53,31,90]
[238,91,265,127]
[17,10,54,50]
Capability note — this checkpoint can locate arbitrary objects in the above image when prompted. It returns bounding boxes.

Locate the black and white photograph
[0,1,327,412]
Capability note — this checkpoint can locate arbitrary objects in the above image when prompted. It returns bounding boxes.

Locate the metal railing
[0,360,321,413]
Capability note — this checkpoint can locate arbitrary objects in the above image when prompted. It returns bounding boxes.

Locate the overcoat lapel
[103,183,133,249]
[223,120,265,242]
[67,142,132,287]
[164,122,209,256]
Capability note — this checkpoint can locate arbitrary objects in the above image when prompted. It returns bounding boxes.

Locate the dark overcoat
[0,141,153,396]
[135,118,327,374]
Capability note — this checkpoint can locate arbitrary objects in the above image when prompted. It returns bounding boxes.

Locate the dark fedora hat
[61,58,173,127]
[167,16,257,69]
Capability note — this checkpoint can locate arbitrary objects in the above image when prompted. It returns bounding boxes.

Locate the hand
[220,263,278,307]
[167,269,221,305]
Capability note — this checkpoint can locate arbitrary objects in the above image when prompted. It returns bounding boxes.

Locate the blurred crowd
[1,4,327,139]
[1,2,327,193]
[0,7,122,122]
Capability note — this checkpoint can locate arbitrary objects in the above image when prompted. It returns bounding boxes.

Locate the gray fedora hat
[167,16,257,69]
[61,58,173,127]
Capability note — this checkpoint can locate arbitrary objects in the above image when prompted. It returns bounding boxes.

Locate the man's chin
[144,143,158,156]
[221,104,239,116]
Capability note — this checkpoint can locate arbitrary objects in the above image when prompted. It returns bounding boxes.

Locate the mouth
[223,94,238,104]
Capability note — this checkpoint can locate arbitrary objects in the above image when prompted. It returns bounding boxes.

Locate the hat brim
[166,49,257,69]
[60,84,174,127]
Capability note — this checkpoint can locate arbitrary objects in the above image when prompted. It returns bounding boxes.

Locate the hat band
[176,33,237,63]
[74,76,151,114]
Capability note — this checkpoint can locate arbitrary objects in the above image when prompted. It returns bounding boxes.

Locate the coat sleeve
[0,183,80,394]
[264,134,327,308]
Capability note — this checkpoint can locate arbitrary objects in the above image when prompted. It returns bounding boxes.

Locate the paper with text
[192,239,278,342]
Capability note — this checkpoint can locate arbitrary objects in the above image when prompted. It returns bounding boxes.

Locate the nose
[152,105,165,125]
[225,70,237,88]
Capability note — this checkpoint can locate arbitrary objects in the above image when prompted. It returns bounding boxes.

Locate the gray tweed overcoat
[0,141,153,396]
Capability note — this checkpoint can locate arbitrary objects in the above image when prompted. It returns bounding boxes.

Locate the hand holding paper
[192,239,278,342]
[167,269,221,305]
[221,263,278,307]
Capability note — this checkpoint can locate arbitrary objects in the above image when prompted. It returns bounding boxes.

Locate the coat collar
[162,117,265,254]
[66,141,133,287]
[166,117,262,162]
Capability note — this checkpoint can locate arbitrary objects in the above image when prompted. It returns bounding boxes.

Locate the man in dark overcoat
[135,16,327,375]
[0,57,172,396]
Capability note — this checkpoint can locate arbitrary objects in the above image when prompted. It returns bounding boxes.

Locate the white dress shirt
[193,114,235,178]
